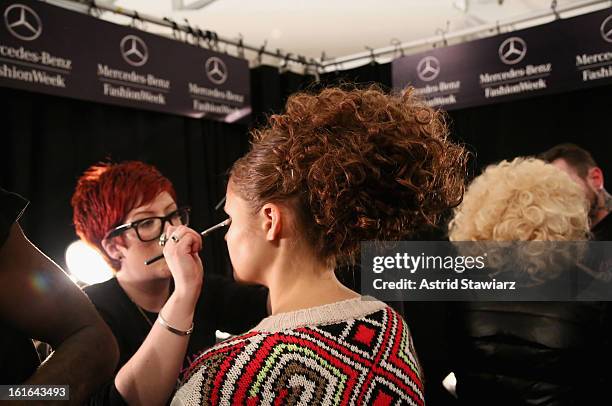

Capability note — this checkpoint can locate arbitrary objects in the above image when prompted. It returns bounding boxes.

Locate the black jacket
[450,301,611,406]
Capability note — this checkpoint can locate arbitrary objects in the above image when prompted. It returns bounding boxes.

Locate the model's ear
[260,203,283,242]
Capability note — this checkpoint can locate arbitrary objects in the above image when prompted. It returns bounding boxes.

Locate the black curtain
[448,84,612,177]
[2,60,609,405]
[1,86,248,276]
[321,62,392,89]
[0,65,315,276]
[250,65,314,127]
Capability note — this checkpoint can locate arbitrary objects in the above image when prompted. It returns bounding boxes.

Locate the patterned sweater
[171,297,424,405]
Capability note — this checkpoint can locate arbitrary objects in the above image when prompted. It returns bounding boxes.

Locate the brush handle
[144,219,231,266]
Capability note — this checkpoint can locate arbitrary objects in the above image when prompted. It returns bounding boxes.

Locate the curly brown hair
[230,85,468,266]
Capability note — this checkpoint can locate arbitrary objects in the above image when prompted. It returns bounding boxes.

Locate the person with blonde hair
[449,157,589,242]
[447,157,609,406]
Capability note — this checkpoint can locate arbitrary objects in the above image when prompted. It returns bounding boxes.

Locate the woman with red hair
[72,161,268,406]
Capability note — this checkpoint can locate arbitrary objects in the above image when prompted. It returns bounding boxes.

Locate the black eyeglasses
[104,207,191,242]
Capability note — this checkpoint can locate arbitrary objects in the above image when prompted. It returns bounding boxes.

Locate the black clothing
[593,212,612,241]
[84,275,268,405]
[0,187,40,384]
[449,301,610,406]
[0,188,27,246]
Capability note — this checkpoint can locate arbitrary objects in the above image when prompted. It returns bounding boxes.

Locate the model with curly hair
[171,86,467,406]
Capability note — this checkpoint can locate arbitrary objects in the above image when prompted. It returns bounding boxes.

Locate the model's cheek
[228,232,253,278]
[226,232,238,266]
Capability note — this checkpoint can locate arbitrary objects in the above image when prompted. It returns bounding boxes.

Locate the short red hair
[71,161,176,270]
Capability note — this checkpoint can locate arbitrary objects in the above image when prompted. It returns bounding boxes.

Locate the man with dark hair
[540,143,612,240]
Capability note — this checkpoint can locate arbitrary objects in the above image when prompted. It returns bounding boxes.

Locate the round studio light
[65,240,113,285]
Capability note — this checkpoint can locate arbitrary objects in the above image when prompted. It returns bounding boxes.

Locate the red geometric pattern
[354,324,376,347]
[173,307,424,406]
[373,389,394,405]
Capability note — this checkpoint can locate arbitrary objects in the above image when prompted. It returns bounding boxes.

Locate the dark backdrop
[2,61,610,404]
[0,66,314,276]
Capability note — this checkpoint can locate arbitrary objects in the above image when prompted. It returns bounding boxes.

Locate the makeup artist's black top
[84,275,268,405]
[0,187,41,384]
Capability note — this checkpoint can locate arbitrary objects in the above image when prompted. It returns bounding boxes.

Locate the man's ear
[261,203,282,242]
[587,167,604,191]
[101,237,125,261]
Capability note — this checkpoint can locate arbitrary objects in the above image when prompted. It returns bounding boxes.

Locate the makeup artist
[71,161,268,406]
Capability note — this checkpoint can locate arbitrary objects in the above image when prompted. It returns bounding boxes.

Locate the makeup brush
[144,218,231,266]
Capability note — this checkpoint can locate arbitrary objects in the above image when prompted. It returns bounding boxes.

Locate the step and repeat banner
[392,8,612,110]
[0,0,250,122]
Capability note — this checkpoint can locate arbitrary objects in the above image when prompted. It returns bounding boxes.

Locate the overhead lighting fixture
[172,0,219,10]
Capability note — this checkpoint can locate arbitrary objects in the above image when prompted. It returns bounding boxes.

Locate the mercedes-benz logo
[416,56,440,82]
[498,37,527,65]
[205,57,228,85]
[120,35,148,67]
[601,14,612,43]
[4,4,42,41]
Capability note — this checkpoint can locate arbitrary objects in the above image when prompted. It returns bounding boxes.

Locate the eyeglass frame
[103,207,191,242]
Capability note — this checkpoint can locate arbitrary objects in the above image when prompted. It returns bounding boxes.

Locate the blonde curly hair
[449,157,589,242]
[449,158,591,283]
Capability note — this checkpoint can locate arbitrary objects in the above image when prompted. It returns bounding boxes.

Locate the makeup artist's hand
[115,225,202,405]
[162,225,203,302]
